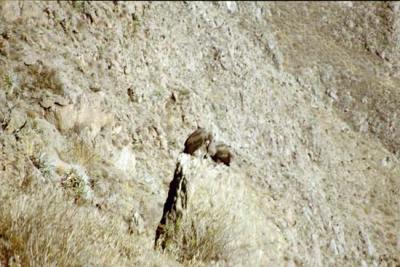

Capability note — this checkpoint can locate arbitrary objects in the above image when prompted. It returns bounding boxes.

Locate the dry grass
[0,183,141,267]
[163,208,234,265]
[157,157,244,266]
[61,138,101,169]
[24,63,63,94]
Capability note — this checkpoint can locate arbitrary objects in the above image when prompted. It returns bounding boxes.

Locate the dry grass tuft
[164,208,234,265]
[62,138,101,169]
[0,184,141,267]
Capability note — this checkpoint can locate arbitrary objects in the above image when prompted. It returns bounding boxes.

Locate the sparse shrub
[71,1,86,13]
[3,73,16,96]
[31,153,55,181]
[61,166,93,203]
[3,73,14,90]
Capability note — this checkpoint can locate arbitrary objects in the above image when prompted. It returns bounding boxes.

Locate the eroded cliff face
[0,2,399,266]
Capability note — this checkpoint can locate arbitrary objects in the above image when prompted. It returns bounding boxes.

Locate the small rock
[5,109,27,133]
[0,39,10,57]
[54,95,69,106]
[1,29,11,40]
[54,104,76,132]
[23,53,38,66]
[90,84,102,92]
[361,96,368,104]
[255,7,263,21]
[226,1,237,13]
[329,239,338,255]
[39,97,54,109]
[326,89,338,101]
[127,87,138,102]
[381,156,392,167]
[132,211,145,234]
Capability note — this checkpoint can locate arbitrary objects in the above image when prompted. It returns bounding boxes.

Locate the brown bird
[207,141,232,166]
[183,128,213,155]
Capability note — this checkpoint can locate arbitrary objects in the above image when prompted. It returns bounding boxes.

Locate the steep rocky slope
[0,2,399,266]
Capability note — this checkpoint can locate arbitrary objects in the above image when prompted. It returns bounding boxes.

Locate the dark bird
[183,128,213,155]
[207,141,232,166]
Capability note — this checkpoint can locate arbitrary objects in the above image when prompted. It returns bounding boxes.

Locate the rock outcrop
[154,157,188,250]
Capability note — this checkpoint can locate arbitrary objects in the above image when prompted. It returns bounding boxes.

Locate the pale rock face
[54,93,112,134]
[112,146,136,176]
[226,1,237,13]
[54,104,76,132]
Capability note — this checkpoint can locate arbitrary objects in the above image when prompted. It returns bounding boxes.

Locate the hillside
[0,2,399,266]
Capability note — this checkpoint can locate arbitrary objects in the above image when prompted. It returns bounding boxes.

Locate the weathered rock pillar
[154,157,188,249]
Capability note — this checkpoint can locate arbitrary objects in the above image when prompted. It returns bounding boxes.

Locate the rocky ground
[0,2,399,267]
